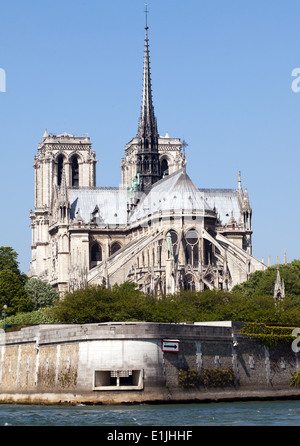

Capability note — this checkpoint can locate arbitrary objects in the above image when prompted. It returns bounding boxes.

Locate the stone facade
[0,322,299,404]
[29,20,266,295]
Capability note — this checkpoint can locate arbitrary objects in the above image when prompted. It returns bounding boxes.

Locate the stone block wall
[0,322,298,404]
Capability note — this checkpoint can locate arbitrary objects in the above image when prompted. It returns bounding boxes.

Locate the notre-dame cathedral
[29,17,266,295]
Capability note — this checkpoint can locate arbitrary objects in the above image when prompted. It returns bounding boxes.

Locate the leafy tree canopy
[0,270,32,315]
[232,260,300,298]
[0,246,21,275]
[25,278,58,310]
[49,281,300,326]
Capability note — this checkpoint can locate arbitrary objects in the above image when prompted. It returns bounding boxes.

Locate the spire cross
[145,3,149,29]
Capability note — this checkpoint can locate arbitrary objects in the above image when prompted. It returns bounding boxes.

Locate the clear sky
[0,0,299,274]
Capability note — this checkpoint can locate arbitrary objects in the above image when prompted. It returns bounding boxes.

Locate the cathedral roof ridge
[198,187,238,194]
[68,186,120,191]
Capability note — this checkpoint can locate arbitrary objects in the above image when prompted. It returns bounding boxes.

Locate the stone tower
[29,131,97,290]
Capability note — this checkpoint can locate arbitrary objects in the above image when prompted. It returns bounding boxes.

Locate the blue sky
[0,0,299,274]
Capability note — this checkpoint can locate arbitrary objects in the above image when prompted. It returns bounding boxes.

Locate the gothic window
[152,156,157,173]
[111,242,121,256]
[204,239,213,265]
[184,274,196,291]
[144,156,149,171]
[90,242,102,269]
[167,229,178,259]
[185,229,199,267]
[71,156,79,187]
[161,158,169,176]
[158,240,162,268]
[138,156,142,171]
[57,155,64,186]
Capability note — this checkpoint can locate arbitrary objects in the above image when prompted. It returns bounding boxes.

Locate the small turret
[58,167,70,223]
[274,266,285,302]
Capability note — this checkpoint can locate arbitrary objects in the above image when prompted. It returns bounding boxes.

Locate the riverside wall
[0,321,299,404]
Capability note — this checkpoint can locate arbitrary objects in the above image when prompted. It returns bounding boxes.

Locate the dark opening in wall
[94,370,143,390]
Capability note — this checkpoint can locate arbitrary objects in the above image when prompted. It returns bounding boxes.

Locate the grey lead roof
[199,188,242,225]
[129,168,212,223]
[68,169,242,226]
[69,187,128,226]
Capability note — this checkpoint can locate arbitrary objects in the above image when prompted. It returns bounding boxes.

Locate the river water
[0,400,299,426]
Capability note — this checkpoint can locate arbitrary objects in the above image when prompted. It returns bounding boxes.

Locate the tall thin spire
[136,5,161,192]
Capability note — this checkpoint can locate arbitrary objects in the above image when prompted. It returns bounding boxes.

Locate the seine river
[0,400,299,427]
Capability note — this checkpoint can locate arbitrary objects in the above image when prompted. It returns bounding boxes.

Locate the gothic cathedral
[29,18,266,295]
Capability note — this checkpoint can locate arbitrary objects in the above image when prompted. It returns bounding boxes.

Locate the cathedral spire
[136,5,161,193]
[137,4,158,141]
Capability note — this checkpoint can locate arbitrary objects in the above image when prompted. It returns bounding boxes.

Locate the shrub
[241,322,298,348]
[178,369,200,388]
[202,367,234,387]
[0,308,58,329]
[290,371,300,387]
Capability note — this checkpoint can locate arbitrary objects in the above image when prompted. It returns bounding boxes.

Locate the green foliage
[25,278,58,310]
[0,308,58,330]
[178,369,200,387]
[47,280,300,326]
[0,246,22,275]
[290,371,300,387]
[0,247,31,315]
[0,270,32,315]
[202,367,234,387]
[50,283,155,324]
[233,261,300,298]
[241,322,298,348]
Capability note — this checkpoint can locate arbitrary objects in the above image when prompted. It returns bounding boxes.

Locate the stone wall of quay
[0,321,299,404]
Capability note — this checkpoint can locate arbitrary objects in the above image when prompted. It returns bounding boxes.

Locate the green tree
[232,261,300,298]
[0,270,32,315]
[25,278,58,310]
[0,247,31,315]
[0,246,22,275]
[50,283,154,324]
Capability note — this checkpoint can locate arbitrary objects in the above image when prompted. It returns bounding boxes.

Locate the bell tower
[29,130,97,283]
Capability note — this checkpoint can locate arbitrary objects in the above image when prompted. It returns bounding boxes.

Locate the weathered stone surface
[0,322,299,404]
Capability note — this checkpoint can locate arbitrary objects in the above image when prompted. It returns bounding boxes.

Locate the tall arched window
[71,156,79,187]
[144,156,149,172]
[57,155,64,186]
[167,230,178,260]
[185,229,199,267]
[90,243,102,269]
[161,158,169,176]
